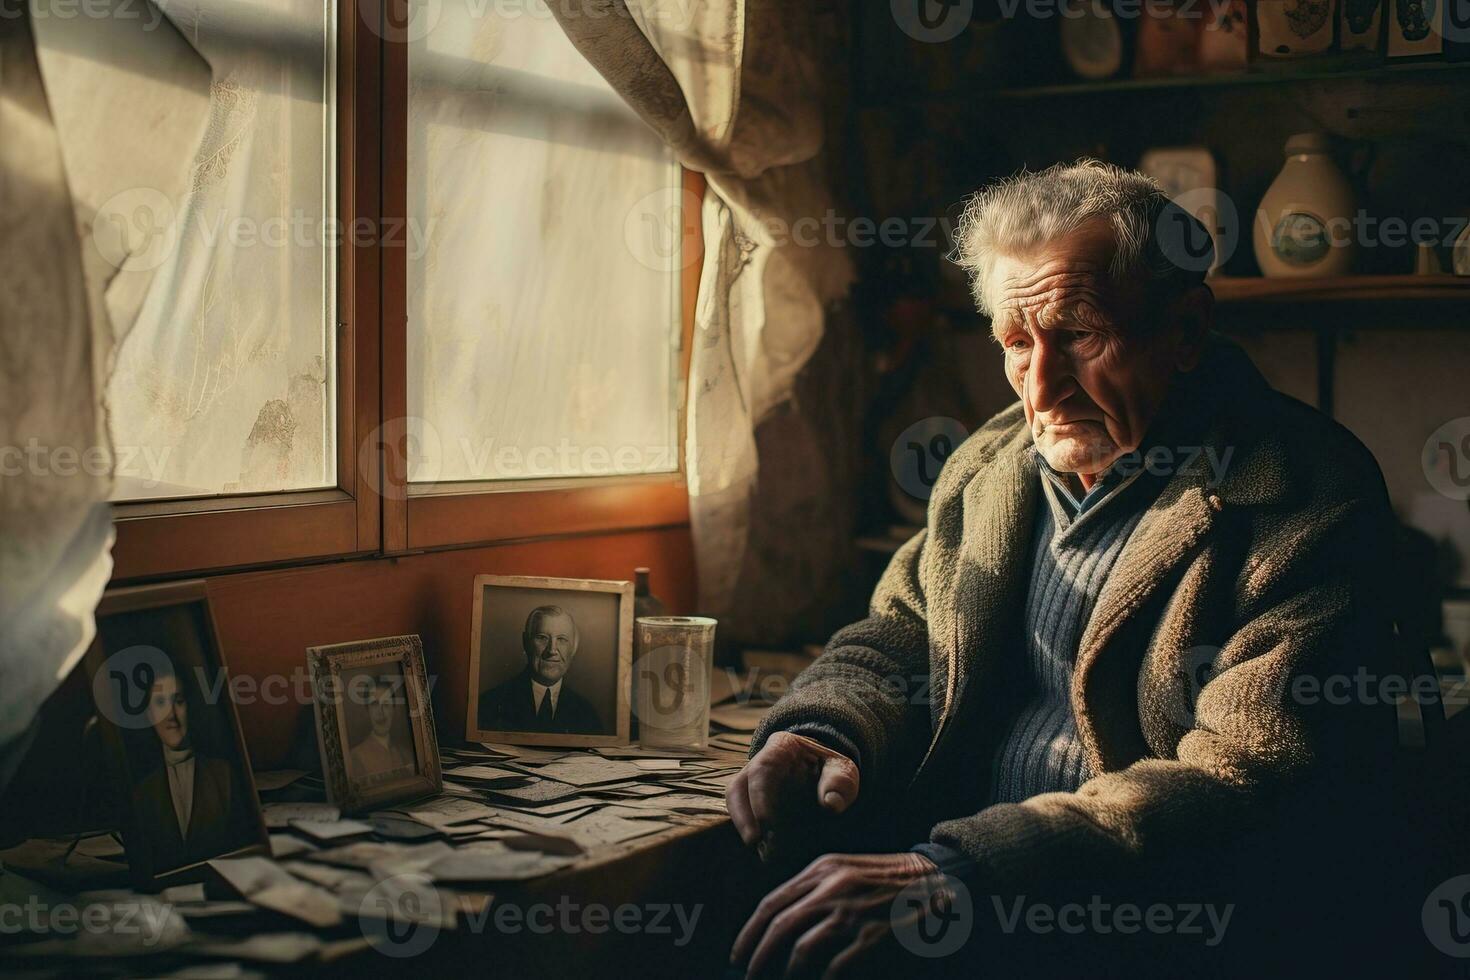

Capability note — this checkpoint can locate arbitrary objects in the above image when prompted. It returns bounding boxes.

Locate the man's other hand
[730,851,941,979]
[726,731,861,847]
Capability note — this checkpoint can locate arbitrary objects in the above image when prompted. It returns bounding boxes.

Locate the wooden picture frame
[307,634,442,814]
[466,575,633,747]
[83,581,270,888]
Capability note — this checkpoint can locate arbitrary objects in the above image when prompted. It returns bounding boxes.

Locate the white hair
[952,159,1208,317]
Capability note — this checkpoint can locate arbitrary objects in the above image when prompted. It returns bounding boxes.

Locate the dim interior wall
[0,526,696,840]
[1334,329,1470,559]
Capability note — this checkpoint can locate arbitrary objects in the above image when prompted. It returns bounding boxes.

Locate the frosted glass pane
[98,0,336,501]
[407,2,682,484]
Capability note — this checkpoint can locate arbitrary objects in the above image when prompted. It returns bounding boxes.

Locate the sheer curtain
[548,0,854,627]
[407,3,682,484]
[0,0,209,780]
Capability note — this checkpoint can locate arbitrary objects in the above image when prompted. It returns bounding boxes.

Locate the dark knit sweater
[986,459,1156,804]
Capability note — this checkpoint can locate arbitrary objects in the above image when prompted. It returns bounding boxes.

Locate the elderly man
[727,161,1399,975]
[478,605,603,734]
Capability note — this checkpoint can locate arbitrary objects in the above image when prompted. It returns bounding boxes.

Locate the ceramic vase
[1253,133,1358,278]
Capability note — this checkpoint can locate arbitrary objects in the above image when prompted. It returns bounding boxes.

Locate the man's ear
[1170,284,1214,371]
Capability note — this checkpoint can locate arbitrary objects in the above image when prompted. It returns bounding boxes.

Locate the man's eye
[1005,336,1030,352]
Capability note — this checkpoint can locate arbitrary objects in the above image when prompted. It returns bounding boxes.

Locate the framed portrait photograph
[467,575,632,747]
[84,581,270,888]
[307,634,441,814]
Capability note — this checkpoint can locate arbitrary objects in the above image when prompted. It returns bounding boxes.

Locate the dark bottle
[634,567,667,620]
[631,568,667,740]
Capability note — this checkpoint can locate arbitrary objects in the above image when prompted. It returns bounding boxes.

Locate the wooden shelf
[861,59,1470,108]
[1210,275,1470,304]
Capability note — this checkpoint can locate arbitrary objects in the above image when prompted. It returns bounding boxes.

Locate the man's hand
[726,732,861,848]
[730,851,942,979]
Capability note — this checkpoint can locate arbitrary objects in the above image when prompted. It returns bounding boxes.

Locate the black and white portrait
[307,635,441,814]
[467,576,632,746]
[341,665,418,785]
[86,583,269,884]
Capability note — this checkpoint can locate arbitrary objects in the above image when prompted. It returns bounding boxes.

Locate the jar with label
[1253,133,1359,278]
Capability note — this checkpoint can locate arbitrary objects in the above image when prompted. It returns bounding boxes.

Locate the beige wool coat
[752,339,1400,897]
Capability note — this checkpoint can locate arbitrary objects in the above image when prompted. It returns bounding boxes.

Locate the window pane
[407,2,682,484]
[95,0,337,501]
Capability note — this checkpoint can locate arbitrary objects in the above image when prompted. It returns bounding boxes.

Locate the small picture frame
[307,635,442,814]
[84,581,270,888]
[467,575,633,747]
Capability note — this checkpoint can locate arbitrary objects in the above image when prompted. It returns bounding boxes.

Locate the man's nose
[1027,337,1076,414]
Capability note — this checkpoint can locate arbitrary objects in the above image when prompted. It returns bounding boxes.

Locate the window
[65,0,698,579]
[80,0,338,502]
[405,1,684,487]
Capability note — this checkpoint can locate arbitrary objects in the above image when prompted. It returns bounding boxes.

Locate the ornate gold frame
[307,634,441,814]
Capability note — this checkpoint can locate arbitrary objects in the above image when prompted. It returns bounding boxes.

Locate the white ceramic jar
[1253,132,1358,278]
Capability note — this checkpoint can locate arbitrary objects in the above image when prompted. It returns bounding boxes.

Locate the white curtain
[0,1,210,781]
[549,0,854,622]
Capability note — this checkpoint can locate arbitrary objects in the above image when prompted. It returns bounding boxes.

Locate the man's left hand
[730,851,941,979]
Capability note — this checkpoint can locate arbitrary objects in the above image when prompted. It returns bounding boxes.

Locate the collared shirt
[162,744,196,837]
[532,679,562,715]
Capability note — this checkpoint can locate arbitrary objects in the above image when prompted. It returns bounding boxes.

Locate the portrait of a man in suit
[129,660,250,870]
[477,605,603,734]
[346,672,416,781]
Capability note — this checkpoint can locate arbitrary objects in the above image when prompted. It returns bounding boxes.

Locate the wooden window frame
[110,0,702,579]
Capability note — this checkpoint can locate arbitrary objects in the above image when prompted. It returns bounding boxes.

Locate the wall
[0,525,695,839]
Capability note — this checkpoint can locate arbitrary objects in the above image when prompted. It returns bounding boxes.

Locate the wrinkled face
[366,682,394,737]
[523,612,577,686]
[147,675,189,751]
[989,219,1199,480]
